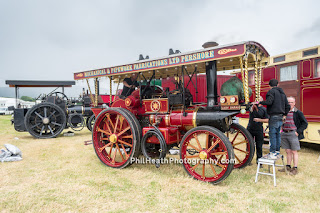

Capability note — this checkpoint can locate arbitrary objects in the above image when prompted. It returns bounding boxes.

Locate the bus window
[280,65,297,81]
[315,59,320,78]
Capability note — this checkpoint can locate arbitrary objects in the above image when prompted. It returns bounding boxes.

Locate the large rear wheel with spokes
[24,102,66,139]
[180,126,234,184]
[92,108,140,169]
[226,123,255,168]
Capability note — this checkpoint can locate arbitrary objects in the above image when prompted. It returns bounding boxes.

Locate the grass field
[1,115,320,212]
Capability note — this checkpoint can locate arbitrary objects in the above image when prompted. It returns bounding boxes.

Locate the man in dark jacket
[121,73,139,98]
[279,96,308,175]
[259,79,290,159]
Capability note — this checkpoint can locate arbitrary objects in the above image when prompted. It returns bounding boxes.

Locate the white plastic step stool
[255,154,285,187]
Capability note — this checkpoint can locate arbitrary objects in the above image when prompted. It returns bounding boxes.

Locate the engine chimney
[202,41,219,48]
[206,61,218,109]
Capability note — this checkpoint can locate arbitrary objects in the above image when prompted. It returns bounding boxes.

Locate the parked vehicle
[235,45,320,144]
[5,81,96,138]
[74,41,270,184]
[0,107,13,115]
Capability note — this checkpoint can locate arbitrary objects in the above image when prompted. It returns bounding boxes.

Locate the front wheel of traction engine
[92,108,140,169]
[180,126,234,184]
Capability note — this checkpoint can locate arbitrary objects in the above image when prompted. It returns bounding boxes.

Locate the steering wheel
[48,92,69,102]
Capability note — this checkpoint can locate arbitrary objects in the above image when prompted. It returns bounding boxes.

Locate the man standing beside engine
[278,96,308,175]
[259,79,290,159]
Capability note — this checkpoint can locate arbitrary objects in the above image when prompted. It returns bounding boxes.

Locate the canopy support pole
[181,65,186,116]
[114,81,120,102]
[195,67,198,102]
[15,86,18,108]
[258,59,262,100]
[255,58,259,102]
[109,77,112,106]
[243,57,250,104]
[95,78,98,107]
[86,79,95,106]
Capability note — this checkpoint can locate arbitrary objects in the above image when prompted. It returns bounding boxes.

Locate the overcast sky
[1,0,320,97]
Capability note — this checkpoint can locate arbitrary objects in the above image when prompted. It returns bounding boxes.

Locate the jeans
[268,115,283,153]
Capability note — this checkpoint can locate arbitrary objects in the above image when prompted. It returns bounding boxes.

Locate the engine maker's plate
[143,98,169,114]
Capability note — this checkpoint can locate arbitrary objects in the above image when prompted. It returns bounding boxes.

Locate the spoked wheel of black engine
[226,123,255,169]
[141,128,167,162]
[86,114,95,132]
[24,102,66,138]
[92,108,140,169]
[180,126,235,184]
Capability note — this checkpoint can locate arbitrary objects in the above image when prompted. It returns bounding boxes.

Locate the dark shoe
[289,167,298,175]
[278,165,291,172]
[257,164,263,168]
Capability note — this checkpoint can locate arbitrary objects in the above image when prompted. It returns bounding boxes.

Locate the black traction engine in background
[12,92,95,139]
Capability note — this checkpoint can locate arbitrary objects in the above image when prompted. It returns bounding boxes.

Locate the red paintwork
[110,89,144,116]
[91,108,104,117]
[301,76,320,122]
[262,67,276,82]
[142,126,180,145]
[167,110,194,129]
[161,75,233,103]
[302,60,311,78]
[148,109,195,131]
[143,99,169,114]
[100,95,115,104]
[125,95,140,108]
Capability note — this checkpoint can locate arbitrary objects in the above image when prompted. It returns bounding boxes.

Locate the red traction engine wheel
[226,123,255,168]
[92,108,141,169]
[179,126,235,184]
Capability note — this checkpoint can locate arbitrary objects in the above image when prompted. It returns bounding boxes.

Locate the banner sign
[74,44,245,80]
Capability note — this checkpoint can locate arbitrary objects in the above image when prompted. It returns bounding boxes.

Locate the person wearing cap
[259,79,290,159]
[278,96,308,175]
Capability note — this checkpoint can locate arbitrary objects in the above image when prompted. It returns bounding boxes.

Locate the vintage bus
[235,45,320,144]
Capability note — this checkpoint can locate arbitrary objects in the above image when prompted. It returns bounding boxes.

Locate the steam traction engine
[74,41,270,184]
[6,80,95,139]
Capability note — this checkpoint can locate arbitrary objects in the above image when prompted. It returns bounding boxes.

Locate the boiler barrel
[67,106,93,116]
[195,108,238,132]
[154,108,238,132]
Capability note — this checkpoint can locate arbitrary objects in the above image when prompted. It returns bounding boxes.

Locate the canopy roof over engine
[6,80,75,87]
[74,41,269,82]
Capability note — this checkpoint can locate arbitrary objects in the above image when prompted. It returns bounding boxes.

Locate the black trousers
[248,129,264,162]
